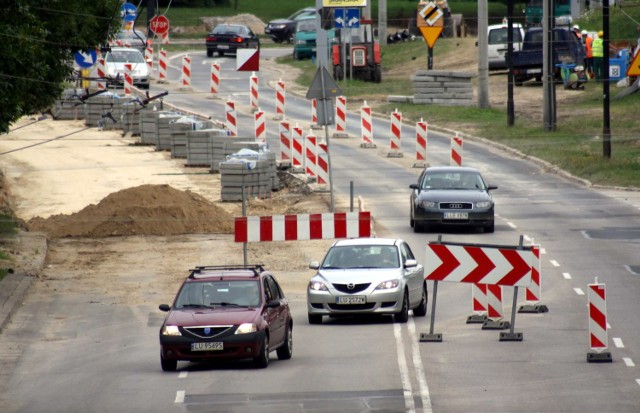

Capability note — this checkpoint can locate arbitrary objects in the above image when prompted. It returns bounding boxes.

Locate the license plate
[337,295,366,304]
[527,68,542,74]
[444,212,468,219]
[218,45,229,50]
[191,342,223,351]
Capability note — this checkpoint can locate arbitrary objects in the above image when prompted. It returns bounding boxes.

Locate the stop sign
[150,15,170,35]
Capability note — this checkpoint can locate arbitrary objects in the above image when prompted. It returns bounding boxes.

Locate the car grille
[332,283,370,294]
[328,303,376,311]
[184,325,232,339]
[439,202,473,210]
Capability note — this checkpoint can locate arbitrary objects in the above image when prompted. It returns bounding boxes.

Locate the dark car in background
[409,166,498,233]
[264,7,316,43]
[112,29,147,54]
[158,265,293,371]
[206,23,260,57]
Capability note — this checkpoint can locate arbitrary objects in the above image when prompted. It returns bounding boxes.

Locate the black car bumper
[159,331,265,362]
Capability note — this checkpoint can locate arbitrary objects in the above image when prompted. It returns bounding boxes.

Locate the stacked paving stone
[138,109,182,146]
[184,129,231,167]
[52,88,87,120]
[122,102,143,136]
[156,112,186,151]
[83,92,134,129]
[411,70,474,106]
[222,142,279,191]
[169,117,215,159]
[220,149,278,201]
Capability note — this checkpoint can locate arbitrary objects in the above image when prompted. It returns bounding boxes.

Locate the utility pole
[477,0,489,108]
[379,0,387,46]
[507,1,515,126]
[603,1,611,158]
[543,0,556,131]
[146,0,156,36]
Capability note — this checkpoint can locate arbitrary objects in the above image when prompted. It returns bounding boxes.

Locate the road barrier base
[311,124,322,130]
[387,151,404,158]
[360,142,377,149]
[587,351,612,363]
[466,314,488,324]
[499,331,524,341]
[419,333,443,342]
[518,303,549,313]
[413,162,428,168]
[332,132,349,139]
[482,320,510,330]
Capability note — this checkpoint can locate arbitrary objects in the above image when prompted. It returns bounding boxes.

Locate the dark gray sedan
[409,166,497,233]
[206,24,259,57]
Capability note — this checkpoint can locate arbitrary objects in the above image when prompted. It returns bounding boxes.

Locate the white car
[103,47,150,89]
[307,238,427,324]
[486,23,524,70]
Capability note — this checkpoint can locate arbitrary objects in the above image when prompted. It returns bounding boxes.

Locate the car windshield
[421,172,485,190]
[213,25,242,35]
[321,245,399,269]
[297,20,316,32]
[106,50,144,63]
[117,31,146,43]
[488,27,523,44]
[175,280,260,308]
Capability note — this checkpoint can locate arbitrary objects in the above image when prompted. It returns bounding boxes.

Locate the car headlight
[308,281,328,291]
[161,325,181,336]
[235,323,257,334]
[419,200,436,208]
[274,24,286,29]
[295,40,305,45]
[375,279,400,290]
[475,201,492,208]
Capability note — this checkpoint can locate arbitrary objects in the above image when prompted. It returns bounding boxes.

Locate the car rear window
[213,25,242,35]
[106,50,144,63]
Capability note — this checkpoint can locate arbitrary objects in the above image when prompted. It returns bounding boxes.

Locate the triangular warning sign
[627,51,640,77]
[419,26,443,48]
[306,66,342,100]
[237,49,259,72]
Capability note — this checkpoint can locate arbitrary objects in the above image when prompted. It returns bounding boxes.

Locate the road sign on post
[74,49,97,69]
[149,15,170,36]
[120,2,137,22]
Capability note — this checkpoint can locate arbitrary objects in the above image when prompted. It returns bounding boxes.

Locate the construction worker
[572,25,581,40]
[592,30,604,81]
[583,30,594,78]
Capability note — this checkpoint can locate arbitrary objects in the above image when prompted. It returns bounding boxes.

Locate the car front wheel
[160,353,177,372]
[253,334,269,368]
[308,313,323,324]
[413,284,428,317]
[484,220,495,233]
[394,290,409,323]
[276,324,293,360]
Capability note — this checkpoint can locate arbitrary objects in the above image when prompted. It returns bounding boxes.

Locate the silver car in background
[307,238,427,324]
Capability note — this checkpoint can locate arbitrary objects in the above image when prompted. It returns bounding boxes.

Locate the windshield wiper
[209,302,249,308]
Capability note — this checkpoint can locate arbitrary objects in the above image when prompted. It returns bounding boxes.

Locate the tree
[0,0,120,133]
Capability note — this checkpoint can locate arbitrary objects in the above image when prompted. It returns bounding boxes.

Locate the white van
[487,23,525,70]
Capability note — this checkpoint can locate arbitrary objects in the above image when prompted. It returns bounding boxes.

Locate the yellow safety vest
[592,38,604,58]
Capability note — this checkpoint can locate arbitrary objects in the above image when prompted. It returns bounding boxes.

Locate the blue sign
[75,49,97,69]
[335,8,360,29]
[120,2,137,22]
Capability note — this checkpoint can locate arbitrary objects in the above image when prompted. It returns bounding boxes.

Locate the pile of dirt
[27,184,235,238]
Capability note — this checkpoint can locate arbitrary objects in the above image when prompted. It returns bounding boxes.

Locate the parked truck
[509,27,586,86]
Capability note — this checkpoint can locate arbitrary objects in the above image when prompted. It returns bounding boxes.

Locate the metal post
[420,235,443,342]
[500,235,524,341]
[242,164,247,266]
[428,46,433,70]
[603,1,611,158]
[507,0,515,126]
[349,180,354,212]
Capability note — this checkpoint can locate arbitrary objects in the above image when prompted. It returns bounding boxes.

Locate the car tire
[287,33,294,44]
[308,313,323,324]
[413,284,428,317]
[276,324,293,360]
[218,51,224,57]
[394,290,409,323]
[413,220,425,233]
[253,334,269,368]
[206,50,213,58]
[484,221,495,233]
[160,353,177,372]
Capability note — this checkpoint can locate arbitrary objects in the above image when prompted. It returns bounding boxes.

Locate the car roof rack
[188,264,265,279]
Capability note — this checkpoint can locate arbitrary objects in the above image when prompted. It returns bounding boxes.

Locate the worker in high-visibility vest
[592,30,604,81]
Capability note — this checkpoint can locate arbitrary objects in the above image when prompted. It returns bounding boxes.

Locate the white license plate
[444,212,468,219]
[218,45,229,50]
[337,295,366,304]
[191,342,223,351]
[527,68,542,74]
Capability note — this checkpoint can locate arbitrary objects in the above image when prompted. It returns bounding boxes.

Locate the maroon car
[159,265,293,371]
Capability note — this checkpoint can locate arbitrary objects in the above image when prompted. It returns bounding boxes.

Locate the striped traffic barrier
[278,120,291,167]
[181,55,191,90]
[274,80,285,120]
[161,31,169,45]
[96,57,106,90]
[388,108,403,157]
[316,142,329,189]
[145,43,154,78]
[467,283,488,324]
[450,132,463,166]
[158,49,168,83]
[124,63,133,96]
[482,284,509,330]
[587,279,612,362]
[254,109,266,142]
[225,99,237,136]
[304,131,318,181]
[333,95,348,138]
[519,244,549,313]
[291,124,304,173]
[311,98,322,129]
[210,62,220,95]
[250,72,259,112]
[413,119,428,168]
[360,101,375,148]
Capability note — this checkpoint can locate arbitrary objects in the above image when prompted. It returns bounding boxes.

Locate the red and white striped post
[161,31,170,45]
[450,132,463,166]
[181,55,191,89]
[467,283,488,323]
[316,142,329,189]
[311,98,322,129]
[225,99,237,137]
[388,108,403,157]
[291,124,304,172]
[254,108,266,142]
[274,79,285,120]
[96,57,106,90]
[250,72,259,112]
[413,118,428,168]
[210,62,220,95]
[304,131,318,181]
[482,285,510,330]
[519,243,549,313]
[124,63,133,96]
[158,49,168,83]
[333,95,348,138]
[360,101,375,148]
[587,279,612,362]
[278,120,291,167]
[145,42,154,78]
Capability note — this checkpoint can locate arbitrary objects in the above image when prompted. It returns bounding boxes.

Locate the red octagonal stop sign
[150,15,170,35]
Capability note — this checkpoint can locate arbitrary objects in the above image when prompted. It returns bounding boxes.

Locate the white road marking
[624,265,640,276]
[613,337,624,348]
[408,319,433,413]
[179,371,188,379]
[636,379,640,387]
[550,260,560,267]
[623,358,635,367]
[562,272,572,280]
[540,247,546,254]
[507,222,517,229]
[394,323,416,412]
[175,390,185,404]
[574,288,585,296]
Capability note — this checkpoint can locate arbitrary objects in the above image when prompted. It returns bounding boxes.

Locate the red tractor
[331,19,381,83]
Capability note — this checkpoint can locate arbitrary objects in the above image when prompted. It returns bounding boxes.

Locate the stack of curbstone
[184,129,232,167]
[53,88,87,120]
[84,92,134,129]
[156,112,186,151]
[219,149,278,201]
[169,117,215,159]
[411,70,474,106]
[122,102,143,136]
[138,110,182,146]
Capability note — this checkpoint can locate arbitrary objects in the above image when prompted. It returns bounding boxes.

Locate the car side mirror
[266,300,281,308]
[487,184,498,191]
[309,261,320,270]
[409,183,420,191]
[159,304,171,312]
[404,259,418,268]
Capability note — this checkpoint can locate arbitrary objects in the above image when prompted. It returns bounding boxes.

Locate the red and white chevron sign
[235,212,371,243]
[424,243,535,287]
